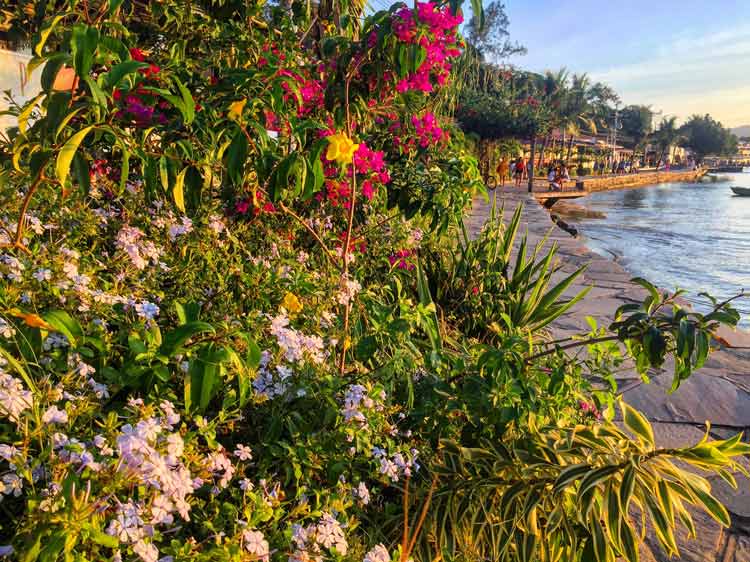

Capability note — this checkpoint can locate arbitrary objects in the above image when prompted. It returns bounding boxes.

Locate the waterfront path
[465,187,750,562]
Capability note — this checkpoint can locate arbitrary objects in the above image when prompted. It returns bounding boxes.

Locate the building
[0,47,41,133]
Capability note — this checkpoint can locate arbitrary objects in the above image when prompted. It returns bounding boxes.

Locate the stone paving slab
[466,188,750,561]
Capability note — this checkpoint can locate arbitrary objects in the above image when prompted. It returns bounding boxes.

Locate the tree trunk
[656,147,666,170]
[537,134,549,169]
[528,135,537,193]
[560,130,565,161]
[565,135,574,164]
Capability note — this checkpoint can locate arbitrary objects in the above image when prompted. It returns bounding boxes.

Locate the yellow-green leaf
[56,125,94,186]
[621,402,654,447]
[18,93,44,135]
[35,14,67,56]
[173,167,187,213]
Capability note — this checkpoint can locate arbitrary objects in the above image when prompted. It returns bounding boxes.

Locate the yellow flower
[281,292,303,315]
[326,132,359,165]
[228,98,247,121]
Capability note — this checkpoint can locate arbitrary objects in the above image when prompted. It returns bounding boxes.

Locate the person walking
[514,157,525,188]
[496,157,509,187]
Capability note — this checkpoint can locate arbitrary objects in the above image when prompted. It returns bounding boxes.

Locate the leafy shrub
[0,2,745,562]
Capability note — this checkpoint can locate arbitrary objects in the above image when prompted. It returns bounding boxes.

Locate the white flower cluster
[208,214,226,235]
[242,529,270,562]
[0,318,15,339]
[167,216,193,241]
[290,512,348,562]
[116,225,162,270]
[0,254,24,282]
[364,544,391,562]
[353,481,370,506]
[336,277,362,306]
[205,449,236,492]
[43,333,70,351]
[372,447,420,483]
[253,351,294,400]
[269,313,325,364]
[53,432,102,472]
[341,385,385,425]
[0,370,33,422]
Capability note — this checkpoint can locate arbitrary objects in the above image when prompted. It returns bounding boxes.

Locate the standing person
[496,157,509,187]
[514,157,525,188]
[617,160,626,174]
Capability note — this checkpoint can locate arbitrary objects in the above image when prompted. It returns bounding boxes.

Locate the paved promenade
[465,187,750,562]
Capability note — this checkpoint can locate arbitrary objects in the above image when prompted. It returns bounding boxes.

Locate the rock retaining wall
[579,170,705,192]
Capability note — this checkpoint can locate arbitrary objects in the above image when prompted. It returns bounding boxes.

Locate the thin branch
[405,474,439,560]
[525,335,622,363]
[400,474,410,562]
[277,201,337,266]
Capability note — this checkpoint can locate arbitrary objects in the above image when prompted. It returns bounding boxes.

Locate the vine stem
[400,474,410,562]
[278,201,337,266]
[0,173,46,255]
[338,71,357,375]
[405,474,439,560]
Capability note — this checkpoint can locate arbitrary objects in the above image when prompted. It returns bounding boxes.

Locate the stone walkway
[465,188,750,562]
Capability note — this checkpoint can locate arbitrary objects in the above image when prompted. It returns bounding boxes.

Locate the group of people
[495,157,529,188]
[546,162,571,191]
[596,160,632,175]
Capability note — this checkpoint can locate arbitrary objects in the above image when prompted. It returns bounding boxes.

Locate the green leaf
[577,465,622,500]
[54,107,85,142]
[72,152,91,194]
[35,14,67,57]
[159,321,215,357]
[42,310,83,345]
[71,24,100,77]
[226,130,248,186]
[18,93,44,135]
[619,520,639,562]
[104,60,149,89]
[619,463,636,511]
[621,402,654,447]
[159,155,169,192]
[56,125,95,186]
[108,0,125,15]
[687,481,730,527]
[552,463,591,493]
[175,78,195,125]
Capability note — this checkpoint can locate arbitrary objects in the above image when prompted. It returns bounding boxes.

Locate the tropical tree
[619,105,654,166]
[464,0,526,61]
[653,116,682,168]
[680,114,738,163]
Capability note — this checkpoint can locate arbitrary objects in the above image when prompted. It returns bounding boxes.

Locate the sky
[501,0,750,129]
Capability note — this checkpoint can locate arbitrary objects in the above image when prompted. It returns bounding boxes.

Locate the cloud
[589,23,750,126]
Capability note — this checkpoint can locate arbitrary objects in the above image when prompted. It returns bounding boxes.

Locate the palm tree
[561,73,601,164]
[653,116,681,169]
[534,68,568,168]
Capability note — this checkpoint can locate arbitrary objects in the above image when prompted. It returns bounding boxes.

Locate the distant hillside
[731,125,750,138]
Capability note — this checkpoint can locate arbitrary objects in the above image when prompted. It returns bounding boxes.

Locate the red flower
[129,48,146,62]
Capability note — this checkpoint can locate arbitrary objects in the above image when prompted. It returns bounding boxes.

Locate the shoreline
[466,187,750,561]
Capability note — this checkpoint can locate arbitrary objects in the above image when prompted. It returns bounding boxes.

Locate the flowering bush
[0,2,747,562]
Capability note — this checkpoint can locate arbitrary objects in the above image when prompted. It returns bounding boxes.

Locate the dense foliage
[0,2,747,562]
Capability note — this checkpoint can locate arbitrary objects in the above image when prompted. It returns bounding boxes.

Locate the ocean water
[576,171,750,324]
